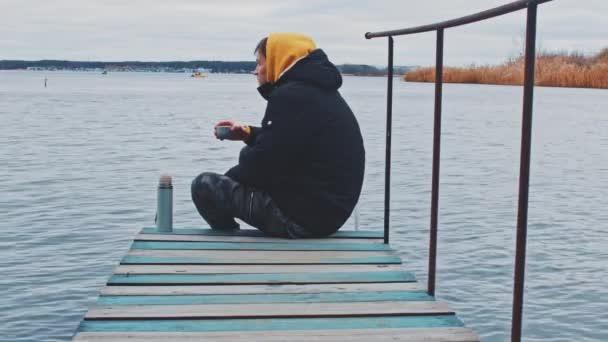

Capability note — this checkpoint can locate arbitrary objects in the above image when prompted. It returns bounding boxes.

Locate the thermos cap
[159,174,173,188]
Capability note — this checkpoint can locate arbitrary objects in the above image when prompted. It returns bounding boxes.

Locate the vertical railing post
[428,28,444,297]
[512,3,537,342]
[384,36,394,245]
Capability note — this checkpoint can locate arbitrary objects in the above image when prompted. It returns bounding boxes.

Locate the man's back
[226,49,365,236]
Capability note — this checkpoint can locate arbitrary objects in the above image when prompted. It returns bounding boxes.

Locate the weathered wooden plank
[127,249,396,259]
[77,315,464,332]
[131,241,391,251]
[97,291,434,305]
[107,271,415,285]
[141,227,384,239]
[113,264,402,275]
[127,249,396,257]
[85,301,454,319]
[100,282,425,296]
[121,255,401,265]
[74,327,479,341]
[135,233,382,244]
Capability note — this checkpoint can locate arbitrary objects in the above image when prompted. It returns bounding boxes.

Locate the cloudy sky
[1,0,606,66]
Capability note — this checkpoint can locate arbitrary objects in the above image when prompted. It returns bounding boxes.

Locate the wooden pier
[73,227,479,341]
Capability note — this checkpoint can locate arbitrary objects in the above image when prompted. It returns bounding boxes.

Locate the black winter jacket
[226,49,365,236]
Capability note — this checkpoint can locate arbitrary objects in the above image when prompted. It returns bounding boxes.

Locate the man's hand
[214,121,251,141]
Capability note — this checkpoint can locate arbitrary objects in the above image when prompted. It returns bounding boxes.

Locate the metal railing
[365,1,553,341]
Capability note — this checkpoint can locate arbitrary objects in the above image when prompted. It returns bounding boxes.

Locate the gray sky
[1,0,606,66]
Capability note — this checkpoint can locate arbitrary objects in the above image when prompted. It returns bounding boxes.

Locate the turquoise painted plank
[108,271,415,285]
[121,255,402,265]
[141,227,383,239]
[97,291,434,305]
[79,315,463,332]
[131,241,391,251]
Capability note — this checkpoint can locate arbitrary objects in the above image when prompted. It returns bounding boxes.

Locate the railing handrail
[364,1,553,341]
[365,0,551,38]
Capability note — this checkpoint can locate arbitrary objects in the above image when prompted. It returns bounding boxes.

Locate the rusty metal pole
[384,36,394,245]
[428,28,444,297]
[512,3,537,341]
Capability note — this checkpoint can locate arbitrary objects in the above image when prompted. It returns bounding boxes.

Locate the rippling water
[1,71,607,341]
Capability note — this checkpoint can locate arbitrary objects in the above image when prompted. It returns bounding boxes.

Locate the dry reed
[404,49,608,89]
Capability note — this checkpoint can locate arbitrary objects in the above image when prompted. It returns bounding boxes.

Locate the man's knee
[191,172,222,203]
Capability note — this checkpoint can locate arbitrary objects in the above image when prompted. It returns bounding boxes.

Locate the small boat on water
[191,72,206,78]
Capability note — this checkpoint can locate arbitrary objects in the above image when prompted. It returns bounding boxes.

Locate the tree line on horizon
[0,60,413,76]
[0,60,257,73]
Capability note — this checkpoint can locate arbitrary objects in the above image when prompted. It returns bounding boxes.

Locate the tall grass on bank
[404,49,608,89]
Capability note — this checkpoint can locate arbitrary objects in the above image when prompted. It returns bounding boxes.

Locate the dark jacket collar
[257,82,276,100]
[257,49,342,101]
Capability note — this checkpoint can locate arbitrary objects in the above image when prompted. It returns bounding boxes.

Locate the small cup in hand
[215,125,232,140]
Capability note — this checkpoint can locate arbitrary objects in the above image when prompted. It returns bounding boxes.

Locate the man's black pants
[191,172,312,239]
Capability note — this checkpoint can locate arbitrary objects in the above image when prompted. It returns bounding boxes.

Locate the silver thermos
[156,175,173,232]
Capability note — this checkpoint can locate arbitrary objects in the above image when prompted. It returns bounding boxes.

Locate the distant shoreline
[0,60,255,74]
[404,49,608,89]
[0,60,414,77]
[2,69,410,79]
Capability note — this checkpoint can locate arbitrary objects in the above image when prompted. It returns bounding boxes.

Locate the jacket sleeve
[244,126,262,146]
[225,89,311,188]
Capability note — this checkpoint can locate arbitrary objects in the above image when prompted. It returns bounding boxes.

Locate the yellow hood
[266,33,317,83]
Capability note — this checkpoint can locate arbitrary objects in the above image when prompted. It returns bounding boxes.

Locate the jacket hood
[280,49,343,90]
[258,48,343,99]
[266,32,316,83]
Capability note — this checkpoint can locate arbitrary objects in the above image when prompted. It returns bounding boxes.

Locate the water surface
[1,71,606,341]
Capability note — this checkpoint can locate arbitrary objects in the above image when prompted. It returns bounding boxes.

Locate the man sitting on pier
[191,33,365,238]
